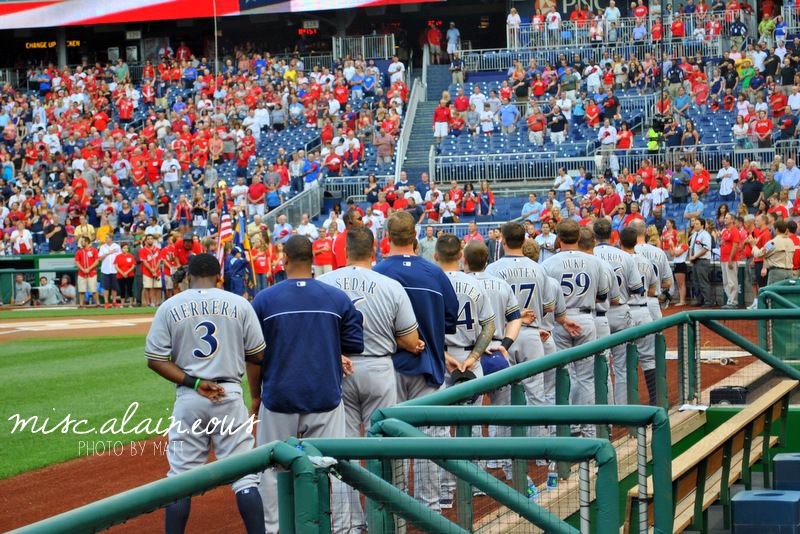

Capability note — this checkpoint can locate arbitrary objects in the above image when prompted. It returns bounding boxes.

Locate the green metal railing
[369,405,672,534]
[12,305,800,534]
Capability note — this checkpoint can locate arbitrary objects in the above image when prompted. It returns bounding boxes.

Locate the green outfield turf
[0,307,156,321]
[0,336,176,479]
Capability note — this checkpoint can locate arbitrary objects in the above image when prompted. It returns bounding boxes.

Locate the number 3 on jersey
[193,321,219,359]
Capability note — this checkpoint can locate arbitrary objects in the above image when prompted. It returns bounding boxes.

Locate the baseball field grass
[0,336,175,479]
[0,307,156,320]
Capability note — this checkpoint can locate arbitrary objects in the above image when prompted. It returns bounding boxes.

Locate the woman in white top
[439,192,458,223]
[507,8,522,48]
[671,231,690,306]
[735,94,751,117]
[639,185,653,219]
[732,115,751,148]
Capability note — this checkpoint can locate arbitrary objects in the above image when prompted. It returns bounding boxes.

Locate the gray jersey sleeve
[243,304,267,357]
[542,275,564,329]
[145,304,174,362]
[623,254,644,295]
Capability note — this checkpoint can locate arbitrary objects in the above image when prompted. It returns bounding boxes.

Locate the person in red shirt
[599,187,621,217]
[92,109,109,132]
[585,100,601,128]
[787,220,800,272]
[374,192,391,218]
[448,180,464,214]
[173,234,204,268]
[719,213,742,308]
[633,0,648,18]
[113,243,137,307]
[333,81,349,106]
[71,170,88,200]
[252,237,274,291]
[426,22,443,64]
[248,175,267,216]
[768,194,789,219]
[312,227,335,278]
[74,236,100,307]
[753,110,774,148]
[138,233,161,306]
[432,99,452,144]
[331,209,363,270]
[617,122,633,149]
[689,163,711,195]
[651,21,663,40]
[453,88,469,113]
[746,214,772,302]
[670,18,685,38]
[118,97,134,125]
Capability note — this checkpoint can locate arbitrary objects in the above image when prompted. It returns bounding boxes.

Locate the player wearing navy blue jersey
[373,211,458,513]
[251,236,364,534]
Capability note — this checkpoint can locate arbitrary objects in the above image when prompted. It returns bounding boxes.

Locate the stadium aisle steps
[403,101,439,179]
[426,64,452,102]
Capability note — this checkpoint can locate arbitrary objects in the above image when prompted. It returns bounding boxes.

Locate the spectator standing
[74,237,100,307]
[312,227,335,278]
[37,276,62,306]
[114,243,137,307]
[272,214,293,244]
[719,213,741,308]
[449,52,465,85]
[251,235,364,533]
[753,218,795,284]
[98,234,121,308]
[446,22,461,62]
[10,221,33,254]
[688,217,715,306]
[418,225,438,262]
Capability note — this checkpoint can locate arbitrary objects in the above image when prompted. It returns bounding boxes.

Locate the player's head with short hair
[463,241,489,272]
[284,235,313,269]
[343,209,363,229]
[187,253,221,285]
[593,218,612,241]
[629,218,646,237]
[522,238,540,262]
[788,219,798,234]
[775,218,789,234]
[501,222,526,249]
[346,226,374,262]
[386,211,416,247]
[435,233,462,264]
[620,227,638,250]
[578,227,596,252]
[555,219,580,245]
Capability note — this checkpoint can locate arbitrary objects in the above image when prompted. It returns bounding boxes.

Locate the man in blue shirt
[251,235,364,534]
[496,98,520,134]
[520,193,543,222]
[683,192,705,225]
[374,211,458,512]
[362,74,376,95]
[302,153,321,189]
[181,64,197,90]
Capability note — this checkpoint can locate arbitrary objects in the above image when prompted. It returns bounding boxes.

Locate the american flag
[216,199,233,277]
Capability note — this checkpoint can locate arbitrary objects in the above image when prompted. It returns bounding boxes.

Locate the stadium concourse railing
[262,182,325,229]
[11,306,800,534]
[461,40,713,73]
[431,140,798,184]
[508,12,755,51]
[332,34,396,61]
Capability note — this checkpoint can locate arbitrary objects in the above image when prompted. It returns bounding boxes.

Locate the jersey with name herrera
[251,278,364,414]
[374,255,458,387]
[144,288,266,382]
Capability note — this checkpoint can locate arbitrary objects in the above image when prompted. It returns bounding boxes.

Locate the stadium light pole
[213,0,219,77]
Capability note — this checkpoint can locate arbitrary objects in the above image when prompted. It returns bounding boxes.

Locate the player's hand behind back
[197,380,226,402]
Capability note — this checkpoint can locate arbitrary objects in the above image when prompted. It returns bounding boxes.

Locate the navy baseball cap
[481,350,510,376]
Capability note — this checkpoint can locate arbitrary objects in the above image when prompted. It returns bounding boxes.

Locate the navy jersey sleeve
[439,269,459,335]
[340,295,365,355]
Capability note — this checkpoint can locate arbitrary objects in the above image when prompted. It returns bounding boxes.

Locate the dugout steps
[472,358,789,534]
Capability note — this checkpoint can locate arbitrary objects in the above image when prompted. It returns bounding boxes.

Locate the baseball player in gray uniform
[620,227,659,405]
[578,227,620,402]
[318,227,422,531]
[542,220,609,436]
[145,253,267,534]
[631,219,672,403]
[484,223,554,409]
[463,241,523,475]
[436,234,496,507]
[593,219,641,405]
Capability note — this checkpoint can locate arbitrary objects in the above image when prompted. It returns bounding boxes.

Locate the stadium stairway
[426,64,452,101]
[402,100,438,180]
